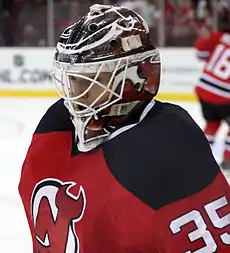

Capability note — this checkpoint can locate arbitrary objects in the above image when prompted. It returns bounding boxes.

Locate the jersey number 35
[170,196,230,253]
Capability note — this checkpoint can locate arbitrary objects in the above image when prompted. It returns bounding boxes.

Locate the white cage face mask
[51,57,129,119]
[51,50,159,152]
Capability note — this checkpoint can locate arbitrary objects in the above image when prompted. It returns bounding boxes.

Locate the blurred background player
[194,7,230,170]
[19,4,230,253]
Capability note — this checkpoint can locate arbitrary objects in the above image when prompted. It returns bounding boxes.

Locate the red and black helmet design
[52,4,161,151]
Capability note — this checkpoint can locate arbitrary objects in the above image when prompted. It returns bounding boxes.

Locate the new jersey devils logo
[31,178,86,253]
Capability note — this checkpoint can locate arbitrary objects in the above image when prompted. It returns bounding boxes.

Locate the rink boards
[0,48,204,101]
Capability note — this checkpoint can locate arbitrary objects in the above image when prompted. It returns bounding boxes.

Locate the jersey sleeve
[194,32,222,60]
[151,104,230,252]
[154,173,230,252]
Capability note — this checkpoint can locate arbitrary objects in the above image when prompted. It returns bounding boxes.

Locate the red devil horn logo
[31,179,86,253]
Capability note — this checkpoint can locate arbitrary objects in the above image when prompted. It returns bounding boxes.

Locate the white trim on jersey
[202,73,230,91]
[196,50,210,59]
[140,99,155,121]
[197,81,230,98]
[225,142,230,151]
[107,99,155,141]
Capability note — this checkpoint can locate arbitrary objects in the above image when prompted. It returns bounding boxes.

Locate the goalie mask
[51,4,161,152]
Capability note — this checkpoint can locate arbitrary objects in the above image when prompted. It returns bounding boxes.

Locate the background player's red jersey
[195,31,230,104]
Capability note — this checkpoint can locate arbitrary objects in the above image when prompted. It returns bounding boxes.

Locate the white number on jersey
[206,44,230,80]
[169,196,230,253]
[205,196,230,245]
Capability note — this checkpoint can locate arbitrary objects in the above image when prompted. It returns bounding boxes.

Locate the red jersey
[195,31,230,104]
[19,99,230,253]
